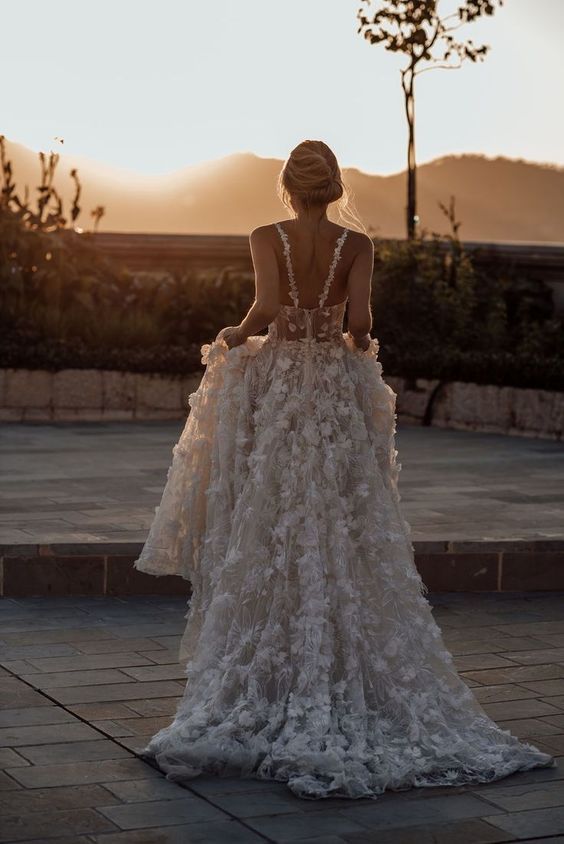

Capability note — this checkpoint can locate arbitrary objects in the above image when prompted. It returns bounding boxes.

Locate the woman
[134,140,555,800]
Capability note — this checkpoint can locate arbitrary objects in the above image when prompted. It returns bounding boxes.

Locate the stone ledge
[1,541,562,596]
[0,368,201,422]
[1,368,562,437]
[393,377,563,440]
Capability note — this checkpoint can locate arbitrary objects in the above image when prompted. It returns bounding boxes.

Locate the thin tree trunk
[402,68,417,240]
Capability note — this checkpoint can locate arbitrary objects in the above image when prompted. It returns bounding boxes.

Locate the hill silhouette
[3,137,563,242]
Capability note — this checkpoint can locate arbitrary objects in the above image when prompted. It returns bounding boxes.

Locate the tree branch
[415,60,464,76]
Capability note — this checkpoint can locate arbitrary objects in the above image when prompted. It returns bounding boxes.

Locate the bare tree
[357,0,504,239]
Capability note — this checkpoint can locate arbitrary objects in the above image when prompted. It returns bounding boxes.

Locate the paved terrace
[1,591,564,843]
[1,422,563,545]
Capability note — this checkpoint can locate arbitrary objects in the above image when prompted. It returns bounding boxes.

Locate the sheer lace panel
[268,301,348,342]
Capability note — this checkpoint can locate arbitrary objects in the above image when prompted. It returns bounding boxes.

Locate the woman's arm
[234,226,281,342]
[346,233,374,350]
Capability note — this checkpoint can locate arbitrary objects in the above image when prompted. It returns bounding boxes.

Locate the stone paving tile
[118,735,157,755]
[336,793,505,831]
[2,594,564,844]
[19,668,136,689]
[99,697,182,717]
[101,777,191,803]
[0,660,41,675]
[47,680,185,705]
[482,698,563,721]
[90,819,267,843]
[443,625,525,642]
[531,734,564,755]
[472,685,541,704]
[535,634,564,647]
[543,714,564,729]
[282,837,348,844]
[23,653,155,673]
[453,654,522,672]
[0,747,30,768]
[0,618,109,635]
[484,805,564,838]
[138,649,180,665]
[148,636,183,648]
[107,717,172,737]
[473,779,564,812]
[71,638,167,655]
[501,647,564,665]
[17,739,132,765]
[97,796,230,829]
[0,722,101,747]
[104,624,186,639]
[208,787,375,819]
[68,702,142,720]
[119,665,187,682]
[448,636,548,655]
[342,818,510,843]
[493,622,564,637]
[91,720,138,738]
[495,717,563,737]
[0,679,53,710]
[0,628,118,646]
[520,678,564,696]
[0,706,77,728]
[464,664,564,685]
[514,838,564,844]
[0,809,118,842]
[0,770,22,790]
[5,422,564,543]
[5,758,161,788]
[243,809,370,841]
[0,783,120,813]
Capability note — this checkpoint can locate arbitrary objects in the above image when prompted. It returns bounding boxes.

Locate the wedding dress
[134,222,555,800]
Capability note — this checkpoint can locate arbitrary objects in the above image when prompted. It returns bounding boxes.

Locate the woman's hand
[216,325,246,349]
[348,331,371,351]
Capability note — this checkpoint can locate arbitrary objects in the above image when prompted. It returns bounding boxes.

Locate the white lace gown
[134,222,555,800]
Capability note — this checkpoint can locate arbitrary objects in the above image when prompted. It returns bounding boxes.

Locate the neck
[293,206,328,229]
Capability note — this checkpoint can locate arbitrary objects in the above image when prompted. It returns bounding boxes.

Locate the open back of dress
[267,222,349,343]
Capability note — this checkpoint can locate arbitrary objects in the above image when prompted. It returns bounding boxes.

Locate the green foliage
[0,203,254,375]
[357,0,503,66]
[1,200,562,391]
[371,214,564,391]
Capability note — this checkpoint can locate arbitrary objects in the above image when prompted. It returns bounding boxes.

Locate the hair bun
[278,140,344,209]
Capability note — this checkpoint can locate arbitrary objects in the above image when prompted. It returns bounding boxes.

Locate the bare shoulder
[347,229,374,256]
[249,224,276,243]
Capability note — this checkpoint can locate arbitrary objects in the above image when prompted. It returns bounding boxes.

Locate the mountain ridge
[3,137,563,242]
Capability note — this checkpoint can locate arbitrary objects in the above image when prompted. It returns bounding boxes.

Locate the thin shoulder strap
[274,222,299,307]
[318,228,349,308]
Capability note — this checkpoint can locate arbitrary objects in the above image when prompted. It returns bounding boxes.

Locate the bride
[134,140,555,800]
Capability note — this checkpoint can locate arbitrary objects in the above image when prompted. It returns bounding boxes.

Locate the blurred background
[1,0,563,420]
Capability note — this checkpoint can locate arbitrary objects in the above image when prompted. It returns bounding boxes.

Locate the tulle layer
[135,332,555,799]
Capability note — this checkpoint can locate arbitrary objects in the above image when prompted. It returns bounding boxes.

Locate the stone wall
[0,369,201,422]
[386,376,564,440]
[0,367,562,438]
[1,539,563,595]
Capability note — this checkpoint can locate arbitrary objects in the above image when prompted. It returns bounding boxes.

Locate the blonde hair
[277,140,367,233]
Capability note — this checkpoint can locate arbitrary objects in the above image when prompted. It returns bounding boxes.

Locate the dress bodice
[267,300,348,342]
[268,222,349,343]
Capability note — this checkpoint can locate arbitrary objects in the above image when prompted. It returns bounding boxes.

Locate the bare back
[271,219,362,309]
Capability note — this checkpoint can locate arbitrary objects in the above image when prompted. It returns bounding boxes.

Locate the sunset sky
[4,0,563,177]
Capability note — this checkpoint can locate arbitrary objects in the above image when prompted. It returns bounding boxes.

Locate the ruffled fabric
[134,322,555,800]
